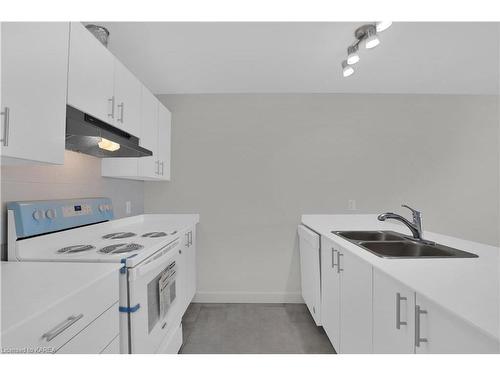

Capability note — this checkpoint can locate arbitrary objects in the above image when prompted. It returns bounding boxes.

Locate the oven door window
[147,261,177,333]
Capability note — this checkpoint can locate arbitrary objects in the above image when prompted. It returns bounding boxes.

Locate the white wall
[144,93,499,303]
[0,150,144,259]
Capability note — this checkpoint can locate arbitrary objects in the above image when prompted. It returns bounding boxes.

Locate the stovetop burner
[102,232,136,239]
[99,243,144,254]
[57,245,95,254]
[142,231,168,238]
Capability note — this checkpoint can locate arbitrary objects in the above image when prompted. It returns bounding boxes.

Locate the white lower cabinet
[320,236,372,353]
[414,294,499,354]
[184,227,197,310]
[320,236,341,351]
[57,302,119,354]
[319,235,500,354]
[178,226,198,317]
[373,270,415,353]
[339,248,373,353]
[1,263,119,354]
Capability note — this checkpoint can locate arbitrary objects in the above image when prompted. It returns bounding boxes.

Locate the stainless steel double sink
[331,230,478,259]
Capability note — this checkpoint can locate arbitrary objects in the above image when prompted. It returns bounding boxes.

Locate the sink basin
[357,241,478,259]
[333,230,404,242]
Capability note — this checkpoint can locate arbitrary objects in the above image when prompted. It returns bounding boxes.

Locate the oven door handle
[130,240,180,279]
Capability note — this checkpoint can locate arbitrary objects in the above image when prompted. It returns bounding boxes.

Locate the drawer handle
[415,305,428,347]
[42,314,84,342]
[396,292,407,329]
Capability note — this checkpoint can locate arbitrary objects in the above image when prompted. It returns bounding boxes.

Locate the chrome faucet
[378,205,426,241]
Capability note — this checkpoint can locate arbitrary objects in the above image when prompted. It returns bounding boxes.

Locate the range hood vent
[65,106,153,158]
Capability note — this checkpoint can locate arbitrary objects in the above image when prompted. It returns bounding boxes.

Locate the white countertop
[0,262,121,334]
[302,214,500,341]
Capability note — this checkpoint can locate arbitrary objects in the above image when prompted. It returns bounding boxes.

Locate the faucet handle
[401,204,422,224]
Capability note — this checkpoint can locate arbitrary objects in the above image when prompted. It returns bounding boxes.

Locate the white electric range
[7,198,199,354]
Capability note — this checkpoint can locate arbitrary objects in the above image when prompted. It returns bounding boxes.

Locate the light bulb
[98,137,120,152]
[347,45,360,65]
[376,21,392,32]
[342,60,354,77]
[364,25,380,49]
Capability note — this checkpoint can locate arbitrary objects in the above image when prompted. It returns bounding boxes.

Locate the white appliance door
[298,225,321,325]
[127,239,181,353]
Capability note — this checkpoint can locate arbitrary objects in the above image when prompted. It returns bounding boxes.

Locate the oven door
[126,239,181,353]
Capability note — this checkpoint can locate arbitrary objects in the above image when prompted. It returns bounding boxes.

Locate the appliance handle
[134,240,180,277]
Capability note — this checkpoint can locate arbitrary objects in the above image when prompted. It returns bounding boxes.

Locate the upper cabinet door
[67,22,115,124]
[1,22,69,165]
[157,104,171,180]
[113,59,141,136]
[373,269,415,354]
[138,86,159,179]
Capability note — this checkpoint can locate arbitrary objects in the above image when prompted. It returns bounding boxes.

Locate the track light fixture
[347,45,360,65]
[376,21,392,33]
[341,22,392,77]
[342,60,354,77]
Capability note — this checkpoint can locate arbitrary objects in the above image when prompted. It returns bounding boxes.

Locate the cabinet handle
[415,305,428,347]
[155,160,160,175]
[396,293,408,329]
[41,314,84,342]
[1,107,10,146]
[160,161,164,175]
[337,252,344,273]
[189,231,193,246]
[185,232,190,247]
[331,248,337,269]
[117,102,124,123]
[108,96,115,119]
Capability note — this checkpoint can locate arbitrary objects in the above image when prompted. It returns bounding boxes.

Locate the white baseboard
[192,291,304,304]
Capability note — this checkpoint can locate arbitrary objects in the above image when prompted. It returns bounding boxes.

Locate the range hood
[65,106,153,158]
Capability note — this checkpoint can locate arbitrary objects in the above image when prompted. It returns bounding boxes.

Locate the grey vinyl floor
[179,303,336,354]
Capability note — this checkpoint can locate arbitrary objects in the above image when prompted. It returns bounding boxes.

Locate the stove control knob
[46,209,57,220]
[99,204,106,212]
[32,210,44,221]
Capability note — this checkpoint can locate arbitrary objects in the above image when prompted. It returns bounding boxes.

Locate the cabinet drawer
[101,335,120,354]
[2,271,118,353]
[57,302,119,354]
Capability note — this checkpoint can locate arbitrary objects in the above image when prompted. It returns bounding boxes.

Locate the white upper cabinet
[113,59,141,135]
[1,22,69,165]
[373,269,415,354]
[137,86,159,179]
[68,23,142,138]
[157,104,171,180]
[67,22,115,124]
[102,85,171,182]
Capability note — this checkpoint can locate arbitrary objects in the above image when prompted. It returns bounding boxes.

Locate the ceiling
[94,22,499,95]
